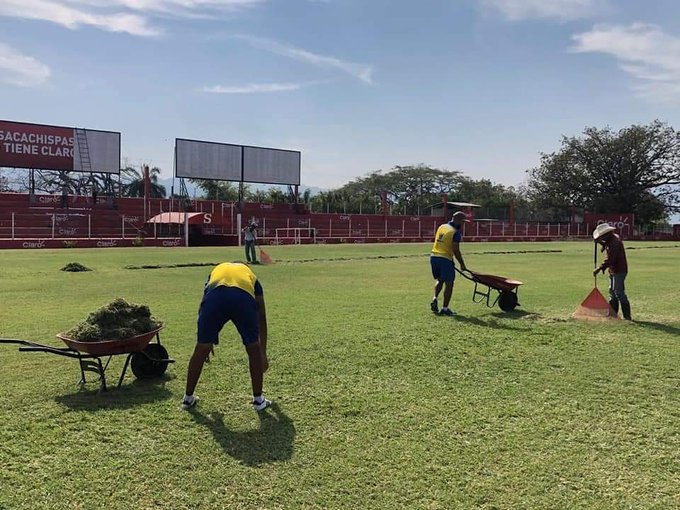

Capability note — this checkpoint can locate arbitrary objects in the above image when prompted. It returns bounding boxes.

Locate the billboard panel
[175,138,242,180]
[0,120,120,173]
[243,146,300,185]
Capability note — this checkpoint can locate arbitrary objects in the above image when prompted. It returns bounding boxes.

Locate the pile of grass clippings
[61,262,92,272]
[65,298,162,342]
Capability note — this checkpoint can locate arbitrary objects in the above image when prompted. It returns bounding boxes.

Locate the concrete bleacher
[4,191,672,249]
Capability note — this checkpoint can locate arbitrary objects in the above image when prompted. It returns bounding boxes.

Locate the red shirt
[601,234,628,274]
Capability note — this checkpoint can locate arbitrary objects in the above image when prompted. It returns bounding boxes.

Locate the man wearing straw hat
[593,223,631,320]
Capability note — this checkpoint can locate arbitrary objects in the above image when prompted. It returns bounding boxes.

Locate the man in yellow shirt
[430,211,469,316]
[181,262,270,412]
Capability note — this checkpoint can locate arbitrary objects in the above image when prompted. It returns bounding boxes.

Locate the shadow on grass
[490,310,543,320]
[189,402,295,466]
[454,314,528,331]
[55,374,174,411]
[634,321,680,337]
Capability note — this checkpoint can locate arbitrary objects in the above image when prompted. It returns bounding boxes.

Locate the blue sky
[2,0,680,194]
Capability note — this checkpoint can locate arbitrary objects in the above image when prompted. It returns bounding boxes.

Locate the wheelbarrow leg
[97,358,107,392]
[118,353,134,388]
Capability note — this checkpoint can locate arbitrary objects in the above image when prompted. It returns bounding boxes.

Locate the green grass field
[1,242,679,509]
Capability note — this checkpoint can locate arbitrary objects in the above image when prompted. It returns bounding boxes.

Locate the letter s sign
[203,213,212,224]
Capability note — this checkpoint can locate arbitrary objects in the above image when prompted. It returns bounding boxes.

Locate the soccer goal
[275,227,316,244]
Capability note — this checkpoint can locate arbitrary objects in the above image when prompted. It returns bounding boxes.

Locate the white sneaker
[252,396,272,411]
[180,395,199,411]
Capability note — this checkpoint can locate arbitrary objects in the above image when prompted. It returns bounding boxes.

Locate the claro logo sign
[598,217,630,230]
[23,240,45,248]
[162,239,182,247]
[584,213,634,232]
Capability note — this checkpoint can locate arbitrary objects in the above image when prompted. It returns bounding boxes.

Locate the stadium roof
[146,212,206,224]
[429,201,482,209]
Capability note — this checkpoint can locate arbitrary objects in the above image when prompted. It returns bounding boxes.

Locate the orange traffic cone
[259,248,274,265]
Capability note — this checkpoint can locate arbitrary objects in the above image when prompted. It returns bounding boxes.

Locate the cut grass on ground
[0,242,679,509]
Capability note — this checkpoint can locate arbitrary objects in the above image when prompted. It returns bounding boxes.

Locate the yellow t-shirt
[431,223,461,260]
[205,263,261,298]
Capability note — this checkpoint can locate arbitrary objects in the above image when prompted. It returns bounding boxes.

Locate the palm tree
[121,166,166,198]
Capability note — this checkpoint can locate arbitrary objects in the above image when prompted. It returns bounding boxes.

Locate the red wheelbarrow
[455,268,523,312]
[0,325,173,391]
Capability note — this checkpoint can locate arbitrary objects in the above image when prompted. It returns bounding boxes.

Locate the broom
[572,241,617,320]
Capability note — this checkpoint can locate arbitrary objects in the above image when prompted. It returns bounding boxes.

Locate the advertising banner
[583,213,634,236]
[0,120,120,173]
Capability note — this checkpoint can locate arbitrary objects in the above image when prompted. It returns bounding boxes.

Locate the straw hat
[592,223,616,240]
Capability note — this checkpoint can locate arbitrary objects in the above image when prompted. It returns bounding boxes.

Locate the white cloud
[0,0,264,37]
[202,81,319,94]
[236,35,374,84]
[572,23,680,103]
[0,0,160,36]
[482,0,605,21]
[0,43,51,86]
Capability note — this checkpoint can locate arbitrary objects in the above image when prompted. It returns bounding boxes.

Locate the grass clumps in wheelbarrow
[65,298,162,342]
[61,262,92,272]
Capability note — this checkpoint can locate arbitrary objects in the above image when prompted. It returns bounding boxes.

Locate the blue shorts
[430,256,455,283]
[197,286,259,345]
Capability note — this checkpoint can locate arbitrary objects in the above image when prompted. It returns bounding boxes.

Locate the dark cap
[451,211,470,223]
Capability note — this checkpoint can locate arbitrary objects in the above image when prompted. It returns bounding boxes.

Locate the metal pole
[88,215,91,238]
[122,216,125,238]
[52,214,55,239]
[349,217,352,237]
[237,213,242,247]
[184,212,189,247]
[11,212,14,239]
[593,240,598,288]
[402,220,405,238]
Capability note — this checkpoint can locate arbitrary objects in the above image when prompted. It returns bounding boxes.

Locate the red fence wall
[1,193,678,249]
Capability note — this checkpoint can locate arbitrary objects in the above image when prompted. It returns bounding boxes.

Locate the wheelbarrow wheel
[498,291,519,312]
[131,343,169,379]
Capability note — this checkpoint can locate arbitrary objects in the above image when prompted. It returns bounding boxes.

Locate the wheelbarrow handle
[0,338,33,346]
[454,267,475,281]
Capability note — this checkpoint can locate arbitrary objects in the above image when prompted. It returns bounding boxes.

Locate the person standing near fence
[243,222,258,264]
[430,211,469,316]
[593,224,631,320]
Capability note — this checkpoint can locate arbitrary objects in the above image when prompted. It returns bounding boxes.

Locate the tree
[526,121,680,224]
[190,179,240,201]
[121,166,166,198]
[334,165,463,215]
